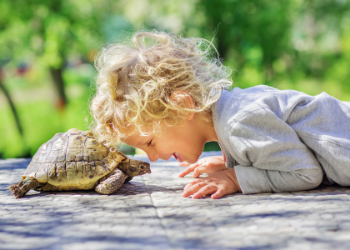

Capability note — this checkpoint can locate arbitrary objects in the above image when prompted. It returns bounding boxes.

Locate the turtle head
[128,160,151,177]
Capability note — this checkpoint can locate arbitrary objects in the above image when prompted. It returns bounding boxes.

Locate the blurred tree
[0,69,23,138]
[293,0,350,77]
[196,0,294,83]
[0,0,112,109]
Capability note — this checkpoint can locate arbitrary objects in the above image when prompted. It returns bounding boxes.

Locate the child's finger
[182,182,207,197]
[192,185,217,199]
[179,161,190,167]
[179,161,198,167]
[178,167,193,177]
[178,168,191,177]
[211,188,226,199]
[178,164,200,177]
[183,179,203,192]
[193,165,208,178]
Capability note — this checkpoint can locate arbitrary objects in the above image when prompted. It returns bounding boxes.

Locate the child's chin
[186,157,199,164]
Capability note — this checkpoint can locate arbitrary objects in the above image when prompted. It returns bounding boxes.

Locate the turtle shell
[24,128,126,191]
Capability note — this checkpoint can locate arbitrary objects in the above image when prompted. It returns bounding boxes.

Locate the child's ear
[170,91,195,121]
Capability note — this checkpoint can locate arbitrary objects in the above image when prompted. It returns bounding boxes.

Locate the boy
[90,31,350,199]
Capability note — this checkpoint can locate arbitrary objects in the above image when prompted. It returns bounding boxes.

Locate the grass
[0,86,91,158]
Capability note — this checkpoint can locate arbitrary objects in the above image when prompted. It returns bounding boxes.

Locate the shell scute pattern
[66,134,86,162]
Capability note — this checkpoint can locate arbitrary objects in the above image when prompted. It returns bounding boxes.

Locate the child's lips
[173,153,178,160]
[173,152,183,162]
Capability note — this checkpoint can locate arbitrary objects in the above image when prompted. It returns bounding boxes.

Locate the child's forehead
[122,131,153,146]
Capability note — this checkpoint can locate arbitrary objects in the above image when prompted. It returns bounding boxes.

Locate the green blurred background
[1,0,350,159]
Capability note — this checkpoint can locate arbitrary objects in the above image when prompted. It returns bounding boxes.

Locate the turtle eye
[140,166,145,169]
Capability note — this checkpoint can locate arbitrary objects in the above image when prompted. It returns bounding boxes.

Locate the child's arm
[178,156,227,177]
[182,168,242,199]
[217,104,324,195]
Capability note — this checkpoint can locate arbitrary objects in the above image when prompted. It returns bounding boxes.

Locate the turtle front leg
[9,177,40,198]
[95,169,127,195]
[124,176,133,183]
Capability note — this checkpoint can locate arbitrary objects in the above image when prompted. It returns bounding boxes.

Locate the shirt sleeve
[227,105,324,194]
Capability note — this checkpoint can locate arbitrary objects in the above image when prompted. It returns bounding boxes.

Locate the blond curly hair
[90,30,232,147]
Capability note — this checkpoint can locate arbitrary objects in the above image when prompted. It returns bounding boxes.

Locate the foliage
[1,0,350,158]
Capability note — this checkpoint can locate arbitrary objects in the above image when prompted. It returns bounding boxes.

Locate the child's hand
[182,169,242,199]
[178,156,227,178]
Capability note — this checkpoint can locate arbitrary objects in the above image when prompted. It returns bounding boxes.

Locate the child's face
[124,117,216,163]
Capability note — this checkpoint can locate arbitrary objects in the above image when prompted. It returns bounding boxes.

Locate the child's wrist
[226,168,242,193]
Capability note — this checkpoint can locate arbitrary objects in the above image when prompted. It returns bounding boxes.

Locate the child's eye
[147,139,153,147]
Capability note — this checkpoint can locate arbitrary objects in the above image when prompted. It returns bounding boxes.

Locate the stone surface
[1,153,350,250]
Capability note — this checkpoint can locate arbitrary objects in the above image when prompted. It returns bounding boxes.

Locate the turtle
[9,128,151,198]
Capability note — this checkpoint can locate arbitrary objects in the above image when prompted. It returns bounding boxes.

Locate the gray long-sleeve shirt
[212,85,350,194]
